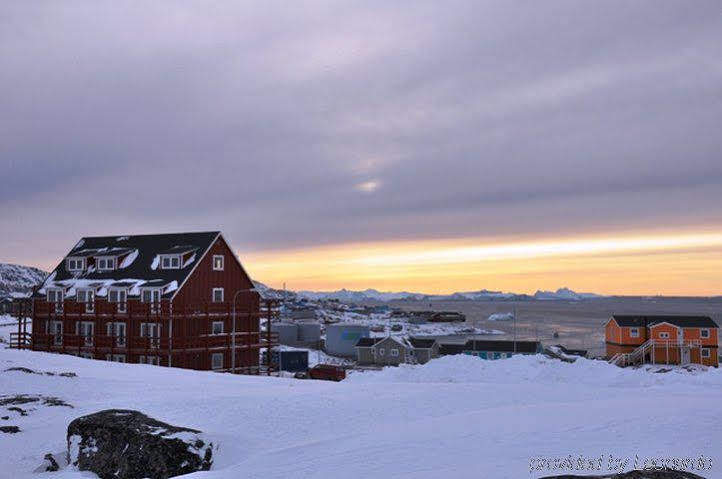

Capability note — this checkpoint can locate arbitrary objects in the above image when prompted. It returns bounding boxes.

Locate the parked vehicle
[308,364,346,382]
[391,324,403,332]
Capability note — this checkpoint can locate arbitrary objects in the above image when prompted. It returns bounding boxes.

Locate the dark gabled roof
[158,245,199,255]
[463,339,541,353]
[34,232,221,299]
[355,337,382,348]
[611,315,718,329]
[408,337,437,349]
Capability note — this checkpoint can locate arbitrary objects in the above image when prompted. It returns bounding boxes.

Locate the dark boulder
[541,469,707,479]
[67,409,213,479]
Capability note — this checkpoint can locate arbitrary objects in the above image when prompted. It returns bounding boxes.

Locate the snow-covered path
[1,344,720,478]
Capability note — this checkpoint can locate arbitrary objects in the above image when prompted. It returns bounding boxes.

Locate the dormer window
[160,255,181,269]
[67,257,85,272]
[97,257,116,271]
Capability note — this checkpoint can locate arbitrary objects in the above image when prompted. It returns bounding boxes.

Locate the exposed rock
[67,409,214,479]
[541,469,707,478]
[0,394,39,406]
[7,406,28,416]
[4,367,38,374]
[0,425,20,434]
[0,394,72,409]
[32,452,68,473]
[43,453,59,471]
[4,367,77,377]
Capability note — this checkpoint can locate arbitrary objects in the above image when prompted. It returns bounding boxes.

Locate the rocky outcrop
[67,409,213,479]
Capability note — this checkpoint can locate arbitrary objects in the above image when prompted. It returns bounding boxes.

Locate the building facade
[461,339,543,359]
[355,336,440,365]
[606,315,719,367]
[31,232,276,373]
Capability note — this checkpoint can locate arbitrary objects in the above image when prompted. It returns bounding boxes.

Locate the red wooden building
[606,315,719,367]
[30,231,277,373]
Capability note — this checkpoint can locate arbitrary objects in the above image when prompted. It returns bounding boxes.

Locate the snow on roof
[34,232,221,299]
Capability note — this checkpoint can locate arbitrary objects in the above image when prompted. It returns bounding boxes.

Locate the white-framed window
[160,255,181,269]
[212,321,224,335]
[47,288,64,313]
[48,320,63,345]
[108,288,128,313]
[212,353,224,370]
[701,329,710,339]
[660,332,670,339]
[107,322,127,347]
[66,257,85,272]
[702,348,711,358]
[390,349,399,357]
[140,322,161,348]
[378,348,385,356]
[212,288,224,303]
[106,354,126,363]
[213,255,224,271]
[97,257,116,271]
[77,289,95,313]
[141,288,161,313]
[630,328,639,338]
[76,321,95,346]
[139,356,160,365]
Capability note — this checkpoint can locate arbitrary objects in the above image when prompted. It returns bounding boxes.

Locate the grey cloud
[2,0,722,268]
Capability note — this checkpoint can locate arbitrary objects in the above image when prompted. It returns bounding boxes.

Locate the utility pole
[513,305,517,354]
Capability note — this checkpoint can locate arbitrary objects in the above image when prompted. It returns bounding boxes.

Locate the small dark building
[269,350,309,372]
[0,298,13,315]
[440,339,543,359]
[439,343,466,356]
[428,311,466,323]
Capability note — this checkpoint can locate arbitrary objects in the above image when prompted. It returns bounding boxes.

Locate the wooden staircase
[609,339,701,367]
[8,332,32,349]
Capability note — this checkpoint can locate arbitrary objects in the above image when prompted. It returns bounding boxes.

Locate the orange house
[606,315,719,367]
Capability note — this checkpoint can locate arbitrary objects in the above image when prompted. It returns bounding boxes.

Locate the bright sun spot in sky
[355,180,380,193]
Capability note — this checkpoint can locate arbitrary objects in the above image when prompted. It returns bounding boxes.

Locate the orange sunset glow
[243,229,722,296]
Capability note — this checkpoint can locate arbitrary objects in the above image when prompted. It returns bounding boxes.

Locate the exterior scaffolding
[28,297,279,375]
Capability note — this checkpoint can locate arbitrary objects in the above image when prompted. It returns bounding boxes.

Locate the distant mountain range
[0,263,47,299]
[0,263,604,304]
[254,281,604,303]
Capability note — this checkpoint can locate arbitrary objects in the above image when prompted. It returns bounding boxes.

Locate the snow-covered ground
[2,338,721,478]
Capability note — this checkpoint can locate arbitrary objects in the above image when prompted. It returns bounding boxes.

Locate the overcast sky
[2,1,722,289]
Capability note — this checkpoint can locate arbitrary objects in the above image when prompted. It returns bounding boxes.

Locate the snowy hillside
[0,263,47,299]
[1,342,720,478]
